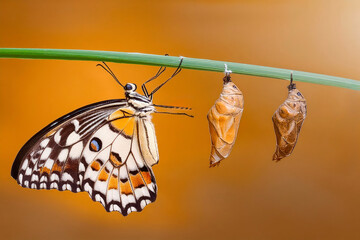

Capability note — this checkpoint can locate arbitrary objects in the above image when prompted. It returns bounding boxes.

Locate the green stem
[0,48,359,90]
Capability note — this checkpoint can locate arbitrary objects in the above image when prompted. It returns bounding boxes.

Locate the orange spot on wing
[108,108,135,136]
[40,167,51,175]
[121,118,135,137]
[52,163,62,173]
[120,181,133,195]
[109,108,134,120]
[90,160,101,171]
[130,173,145,188]
[109,153,122,167]
[108,174,118,190]
[110,118,135,137]
[98,168,109,181]
[109,110,124,120]
[141,171,152,185]
[90,142,97,151]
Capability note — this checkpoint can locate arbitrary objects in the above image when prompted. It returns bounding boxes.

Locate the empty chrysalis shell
[272,81,307,161]
[207,75,244,167]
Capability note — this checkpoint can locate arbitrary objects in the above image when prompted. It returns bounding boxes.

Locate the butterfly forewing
[13,100,126,192]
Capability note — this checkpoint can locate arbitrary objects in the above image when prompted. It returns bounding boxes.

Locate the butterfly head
[124,83,153,112]
[124,83,137,93]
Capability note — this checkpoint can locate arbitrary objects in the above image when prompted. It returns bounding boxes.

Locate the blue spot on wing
[90,137,102,152]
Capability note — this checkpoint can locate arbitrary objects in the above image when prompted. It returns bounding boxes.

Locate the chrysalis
[207,74,244,167]
[272,74,307,161]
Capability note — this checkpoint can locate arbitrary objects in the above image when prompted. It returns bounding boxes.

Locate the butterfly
[11,60,192,216]
[207,73,244,167]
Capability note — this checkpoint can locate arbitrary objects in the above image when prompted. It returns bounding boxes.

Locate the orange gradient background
[1,1,360,239]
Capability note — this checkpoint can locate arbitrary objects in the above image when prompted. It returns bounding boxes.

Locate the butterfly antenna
[97,61,124,88]
[149,56,184,99]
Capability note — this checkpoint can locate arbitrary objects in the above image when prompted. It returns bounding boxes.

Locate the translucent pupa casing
[272,84,307,161]
[207,76,244,167]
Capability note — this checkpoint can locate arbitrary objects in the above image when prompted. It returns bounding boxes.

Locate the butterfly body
[12,82,160,216]
[125,88,155,114]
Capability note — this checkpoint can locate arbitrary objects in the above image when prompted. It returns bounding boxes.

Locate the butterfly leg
[148,57,184,100]
[141,65,167,97]
[154,111,194,118]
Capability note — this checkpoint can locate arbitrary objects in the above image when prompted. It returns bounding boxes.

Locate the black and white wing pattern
[11,99,157,216]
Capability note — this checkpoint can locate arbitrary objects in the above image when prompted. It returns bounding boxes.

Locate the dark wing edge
[11,99,127,180]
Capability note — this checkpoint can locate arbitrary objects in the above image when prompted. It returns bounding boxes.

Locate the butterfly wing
[81,111,157,215]
[12,99,157,216]
[12,99,127,191]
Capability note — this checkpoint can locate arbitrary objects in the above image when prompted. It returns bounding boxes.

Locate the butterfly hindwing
[81,113,157,215]
[12,99,158,215]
